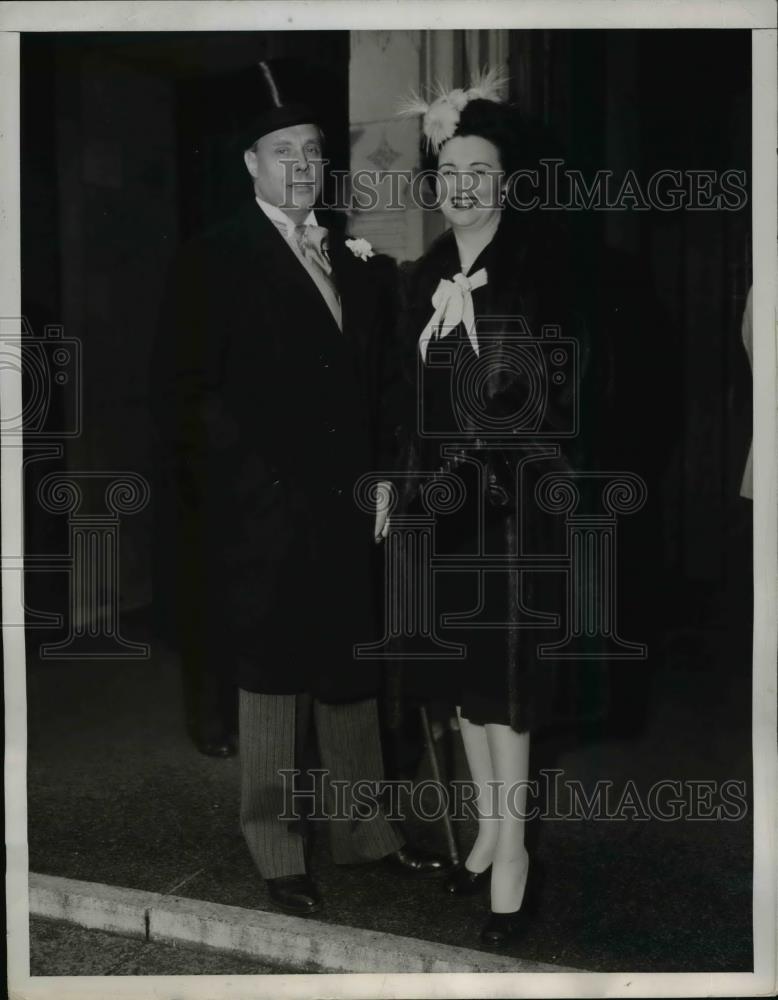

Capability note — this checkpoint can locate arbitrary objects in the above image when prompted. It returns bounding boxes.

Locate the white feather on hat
[397,67,509,152]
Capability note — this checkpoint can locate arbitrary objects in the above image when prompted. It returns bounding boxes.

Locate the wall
[348,30,426,262]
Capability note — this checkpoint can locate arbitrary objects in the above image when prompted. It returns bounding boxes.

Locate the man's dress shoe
[265,875,321,915]
[195,738,236,758]
[444,863,491,896]
[382,846,451,879]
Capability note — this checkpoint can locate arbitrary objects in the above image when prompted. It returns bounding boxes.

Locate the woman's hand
[374,480,393,542]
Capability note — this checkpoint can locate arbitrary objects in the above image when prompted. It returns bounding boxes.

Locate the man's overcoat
[153,203,398,701]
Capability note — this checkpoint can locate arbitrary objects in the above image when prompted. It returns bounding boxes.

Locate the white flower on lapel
[345,238,375,262]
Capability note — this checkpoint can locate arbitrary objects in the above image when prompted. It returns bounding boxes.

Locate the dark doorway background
[506,29,752,600]
[20,26,752,706]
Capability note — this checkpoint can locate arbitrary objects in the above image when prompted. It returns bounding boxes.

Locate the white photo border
[2,2,776,998]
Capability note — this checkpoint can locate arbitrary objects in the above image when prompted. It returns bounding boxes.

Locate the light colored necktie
[418,268,488,362]
[293,224,333,275]
[289,224,342,331]
[266,216,342,330]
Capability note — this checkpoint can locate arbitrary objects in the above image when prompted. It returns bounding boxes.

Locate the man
[153,59,447,914]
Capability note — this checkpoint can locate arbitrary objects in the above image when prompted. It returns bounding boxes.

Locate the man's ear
[244,147,258,179]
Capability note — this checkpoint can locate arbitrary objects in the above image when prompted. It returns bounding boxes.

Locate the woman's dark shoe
[444,863,491,896]
[480,908,529,947]
[265,874,321,915]
[479,859,544,948]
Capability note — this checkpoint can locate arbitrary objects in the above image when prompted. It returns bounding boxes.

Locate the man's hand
[374,480,393,543]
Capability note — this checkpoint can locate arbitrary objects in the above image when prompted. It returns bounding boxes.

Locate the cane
[418,705,460,866]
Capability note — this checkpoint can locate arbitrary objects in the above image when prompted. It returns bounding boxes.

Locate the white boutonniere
[345,238,375,262]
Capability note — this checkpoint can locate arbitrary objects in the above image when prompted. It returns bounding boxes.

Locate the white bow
[418,268,488,362]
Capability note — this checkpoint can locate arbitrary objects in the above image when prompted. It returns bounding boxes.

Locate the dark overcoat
[388,218,616,734]
[152,202,399,701]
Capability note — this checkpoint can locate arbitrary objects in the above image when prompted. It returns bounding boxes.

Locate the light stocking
[456,707,499,874]
[485,723,531,913]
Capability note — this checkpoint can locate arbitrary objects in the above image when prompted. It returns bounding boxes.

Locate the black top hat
[220,58,322,150]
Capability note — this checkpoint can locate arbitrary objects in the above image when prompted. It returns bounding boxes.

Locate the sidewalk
[25,610,753,973]
[30,918,287,976]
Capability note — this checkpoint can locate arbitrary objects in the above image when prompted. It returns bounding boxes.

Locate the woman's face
[437,134,505,232]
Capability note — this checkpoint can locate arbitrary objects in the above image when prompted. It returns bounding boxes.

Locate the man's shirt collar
[255,196,317,233]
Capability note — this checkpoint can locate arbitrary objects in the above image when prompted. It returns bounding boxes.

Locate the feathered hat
[397,67,509,153]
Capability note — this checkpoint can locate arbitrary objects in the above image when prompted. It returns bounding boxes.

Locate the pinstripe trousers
[239,689,404,879]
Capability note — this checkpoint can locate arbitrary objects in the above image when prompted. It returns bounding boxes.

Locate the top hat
[220,58,323,150]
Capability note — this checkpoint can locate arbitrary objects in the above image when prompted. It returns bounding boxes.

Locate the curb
[30,872,576,974]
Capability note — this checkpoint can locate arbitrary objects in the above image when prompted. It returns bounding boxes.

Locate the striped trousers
[239,689,404,879]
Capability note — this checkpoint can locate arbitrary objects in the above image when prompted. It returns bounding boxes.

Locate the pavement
[24,590,754,975]
[29,871,561,974]
[30,917,287,976]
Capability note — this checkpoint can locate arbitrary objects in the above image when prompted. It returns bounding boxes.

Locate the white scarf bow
[418,268,488,362]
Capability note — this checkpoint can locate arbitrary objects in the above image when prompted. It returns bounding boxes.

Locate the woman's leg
[485,723,531,913]
[456,706,499,873]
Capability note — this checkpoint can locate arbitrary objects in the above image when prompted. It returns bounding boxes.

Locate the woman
[381,75,597,946]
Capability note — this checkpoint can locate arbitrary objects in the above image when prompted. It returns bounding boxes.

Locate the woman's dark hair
[423,99,520,169]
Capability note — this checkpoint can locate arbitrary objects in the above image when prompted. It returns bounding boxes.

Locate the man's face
[244,123,324,213]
